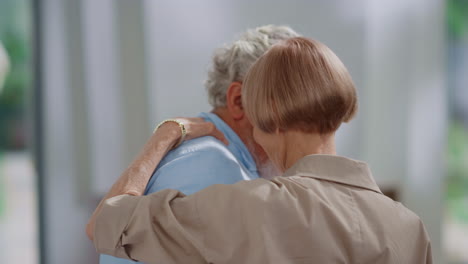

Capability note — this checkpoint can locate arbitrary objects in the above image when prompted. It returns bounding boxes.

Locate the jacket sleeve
[93,190,207,264]
[93,179,268,264]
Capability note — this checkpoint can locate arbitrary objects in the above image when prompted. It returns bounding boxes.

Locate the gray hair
[205,25,300,108]
[0,42,9,93]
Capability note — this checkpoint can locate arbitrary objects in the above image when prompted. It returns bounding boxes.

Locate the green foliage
[0,0,31,150]
[0,29,30,110]
[446,0,468,224]
[446,121,468,222]
[447,0,468,38]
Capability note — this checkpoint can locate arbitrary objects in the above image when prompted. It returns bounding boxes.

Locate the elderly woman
[87,37,432,263]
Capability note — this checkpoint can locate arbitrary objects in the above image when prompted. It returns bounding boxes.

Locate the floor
[0,151,38,264]
[444,206,468,263]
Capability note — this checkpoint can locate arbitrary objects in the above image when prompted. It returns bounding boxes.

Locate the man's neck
[211,108,238,134]
[211,108,273,176]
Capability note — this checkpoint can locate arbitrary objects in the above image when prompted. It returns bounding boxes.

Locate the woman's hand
[156,117,229,146]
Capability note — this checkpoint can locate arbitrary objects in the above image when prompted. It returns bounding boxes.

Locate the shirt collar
[198,112,258,174]
[283,154,382,194]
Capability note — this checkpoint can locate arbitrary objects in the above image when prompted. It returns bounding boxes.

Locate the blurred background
[0,0,466,263]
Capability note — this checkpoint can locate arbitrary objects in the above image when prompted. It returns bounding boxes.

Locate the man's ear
[226,82,244,120]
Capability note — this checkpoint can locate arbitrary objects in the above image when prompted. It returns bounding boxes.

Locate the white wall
[40,0,149,263]
[40,0,96,263]
[143,0,367,159]
[364,1,446,262]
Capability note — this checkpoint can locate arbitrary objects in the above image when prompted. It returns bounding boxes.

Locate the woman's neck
[281,131,336,172]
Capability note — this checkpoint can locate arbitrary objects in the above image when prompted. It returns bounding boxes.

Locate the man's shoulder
[161,136,238,165]
[145,136,256,195]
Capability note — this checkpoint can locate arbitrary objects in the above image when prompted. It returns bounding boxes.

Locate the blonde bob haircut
[242,37,357,134]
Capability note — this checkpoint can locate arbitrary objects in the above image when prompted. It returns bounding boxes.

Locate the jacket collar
[283,154,382,194]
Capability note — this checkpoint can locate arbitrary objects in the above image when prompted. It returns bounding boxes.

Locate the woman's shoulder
[196,177,296,206]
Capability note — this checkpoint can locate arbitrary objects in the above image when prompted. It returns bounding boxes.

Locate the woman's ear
[226,82,244,120]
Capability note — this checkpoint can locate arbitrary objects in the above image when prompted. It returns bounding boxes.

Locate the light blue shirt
[100,112,259,264]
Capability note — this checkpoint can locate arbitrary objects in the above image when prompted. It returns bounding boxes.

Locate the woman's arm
[86,118,227,241]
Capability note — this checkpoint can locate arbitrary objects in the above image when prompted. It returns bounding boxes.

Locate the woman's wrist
[152,121,182,149]
[117,122,182,197]
[154,119,186,146]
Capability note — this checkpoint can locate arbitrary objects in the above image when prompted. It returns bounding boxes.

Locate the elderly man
[100,25,299,264]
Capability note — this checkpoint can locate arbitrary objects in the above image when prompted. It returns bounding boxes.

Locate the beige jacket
[94,155,432,264]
